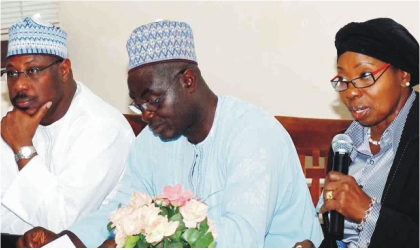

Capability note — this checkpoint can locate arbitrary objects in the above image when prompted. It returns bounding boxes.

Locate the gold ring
[325,190,333,200]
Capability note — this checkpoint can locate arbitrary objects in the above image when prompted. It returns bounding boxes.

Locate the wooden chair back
[275,116,352,205]
[123,114,352,205]
[124,114,147,136]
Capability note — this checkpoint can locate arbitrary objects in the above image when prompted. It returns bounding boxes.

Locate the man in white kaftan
[1,81,134,234]
[0,15,135,236]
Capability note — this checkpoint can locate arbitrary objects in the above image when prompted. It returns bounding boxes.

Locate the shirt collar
[187,95,222,147]
[345,90,416,158]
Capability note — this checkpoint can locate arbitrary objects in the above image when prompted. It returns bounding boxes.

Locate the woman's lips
[349,106,371,120]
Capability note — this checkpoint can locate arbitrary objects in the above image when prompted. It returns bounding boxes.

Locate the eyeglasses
[128,70,185,115]
[330,63,391,92]
[1,59,64,82]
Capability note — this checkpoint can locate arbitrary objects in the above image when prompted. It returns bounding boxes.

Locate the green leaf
[198,218,209,234]
[167,206,178,218]
[118,203,122,208]
[208,240,215,248]
[136,238,148,248]
[107,222,113,232]
[165,240,184,248]
[139,234,146,242]
[123,235,140,248]
[169,230,183,241]
[181,228,201,246]
[168,209,182,221]
[169,212,182,222]
[151,240,164,247]
[177,221,185,232]
[159,206,169,217]
[192,232,214,248]
[136,234,148,248]
[151,240,165,248]
[169,213,185,231]
[162,238,168,248]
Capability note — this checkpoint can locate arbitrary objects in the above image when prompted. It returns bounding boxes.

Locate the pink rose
[157,184,193,207]
[155,197,170,207]
[179,199,208,228]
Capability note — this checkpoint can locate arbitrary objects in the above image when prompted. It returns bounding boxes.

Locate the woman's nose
[344,82,362,100]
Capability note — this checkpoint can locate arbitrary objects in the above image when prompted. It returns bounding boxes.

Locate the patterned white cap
[126,20,197,72]
[7,14,68,58]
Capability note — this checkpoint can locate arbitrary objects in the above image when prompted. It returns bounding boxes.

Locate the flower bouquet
[107,184,216,248]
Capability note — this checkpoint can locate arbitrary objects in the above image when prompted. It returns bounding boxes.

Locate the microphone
[329,134,353,240]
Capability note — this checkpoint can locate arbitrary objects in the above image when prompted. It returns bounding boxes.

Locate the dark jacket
[320,92,419,248]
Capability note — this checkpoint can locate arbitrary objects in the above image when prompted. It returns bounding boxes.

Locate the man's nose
[13,74,30,91]
[141,110,154,123]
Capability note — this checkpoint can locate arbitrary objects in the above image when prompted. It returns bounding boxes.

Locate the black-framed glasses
[128,70,186,115]
[1,59,64,82]
[330,63,391,92]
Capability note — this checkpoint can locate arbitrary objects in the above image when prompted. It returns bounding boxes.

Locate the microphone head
[332,134,353,154]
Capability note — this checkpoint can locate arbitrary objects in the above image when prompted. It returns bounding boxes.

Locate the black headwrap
[335,18,419,87]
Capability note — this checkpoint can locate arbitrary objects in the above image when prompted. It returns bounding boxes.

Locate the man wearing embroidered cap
[18,20,323,248]
[0,14,134,245]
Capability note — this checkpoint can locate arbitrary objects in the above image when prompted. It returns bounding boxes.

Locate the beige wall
[2,1,419,119]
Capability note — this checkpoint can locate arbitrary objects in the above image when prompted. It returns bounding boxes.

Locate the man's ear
[60,59,72,82]
[180,69,197,92]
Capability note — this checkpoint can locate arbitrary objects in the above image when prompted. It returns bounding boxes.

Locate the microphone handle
[329,152,350,240]
[330,211,345,239]
[333,152,349,174]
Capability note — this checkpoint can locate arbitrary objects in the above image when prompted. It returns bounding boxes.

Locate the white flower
[179,199,208,228]
[120,208,143,236]
[207,219,217,239]
[144,215,179,243]
[140,204,161,223]
[114,224,127,248]
[109,205,135,228]
[130,192,153,209]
